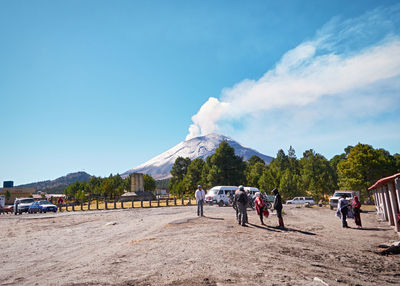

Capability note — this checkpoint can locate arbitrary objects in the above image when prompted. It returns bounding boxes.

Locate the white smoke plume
[186,5,400,141]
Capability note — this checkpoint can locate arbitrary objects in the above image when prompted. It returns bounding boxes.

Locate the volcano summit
[122,133,273,180]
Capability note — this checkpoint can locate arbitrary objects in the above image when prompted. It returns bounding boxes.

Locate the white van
[244,187,260,197]
[205,186,260,206]
[205,186,237,206]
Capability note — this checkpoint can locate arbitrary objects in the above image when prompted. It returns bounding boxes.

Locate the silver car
[14,198,35,215]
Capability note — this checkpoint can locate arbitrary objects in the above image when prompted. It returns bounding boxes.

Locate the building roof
[368,173,400,190]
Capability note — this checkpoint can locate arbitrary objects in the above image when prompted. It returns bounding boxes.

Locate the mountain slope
[122,133,273,180]
[17,171,92,193]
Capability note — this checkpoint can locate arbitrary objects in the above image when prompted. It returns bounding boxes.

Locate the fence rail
[0,197,195,215]
[59,197,193,212]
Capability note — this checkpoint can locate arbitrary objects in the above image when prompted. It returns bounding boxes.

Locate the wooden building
[0,187,35,204]
[369,173,400,234]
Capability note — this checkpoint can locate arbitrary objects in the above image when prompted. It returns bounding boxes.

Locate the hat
[272,188,278,194]
[255,192,261,197]
[239,185,244,190]
[197,185,202,188]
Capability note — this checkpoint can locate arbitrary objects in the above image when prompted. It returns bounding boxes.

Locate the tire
[218,200,224,207]
[330,205,333,210]
[266,202,272,209]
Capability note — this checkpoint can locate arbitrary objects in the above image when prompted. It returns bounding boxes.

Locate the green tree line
[168,141,400,201]
[64,174,156,201]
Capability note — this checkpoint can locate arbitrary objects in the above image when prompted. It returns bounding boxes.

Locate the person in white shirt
[195,185,205,216]
[338,195,349,228]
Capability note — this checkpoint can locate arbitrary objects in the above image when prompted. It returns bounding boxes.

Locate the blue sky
[1,0,400,185]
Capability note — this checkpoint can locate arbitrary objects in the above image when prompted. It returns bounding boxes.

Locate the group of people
[337,194,362,228]
[195,185,363,230]
[194,185,285,229]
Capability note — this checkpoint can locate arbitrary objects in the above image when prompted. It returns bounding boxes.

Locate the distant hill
[122,133,273,180]
[17,171,92,194]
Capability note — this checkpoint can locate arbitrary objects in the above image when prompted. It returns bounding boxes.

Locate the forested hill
[17,171,92,194]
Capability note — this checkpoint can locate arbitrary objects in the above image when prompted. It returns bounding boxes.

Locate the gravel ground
[1,204,399,286]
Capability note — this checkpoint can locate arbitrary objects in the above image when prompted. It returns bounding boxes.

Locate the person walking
[235,185,248,226]
[352,195,362,228]
[272,188,284,229]
[338,194,349,228]
[195,185,205,216]
[255,192,268,225]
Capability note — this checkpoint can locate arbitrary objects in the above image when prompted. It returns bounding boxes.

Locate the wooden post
[166,199,169,206]
[96,198,99,210]
[157,198,160,207]
[181,197,184,206]
[105,196,108,210]
[149,199,151,207]
[383,185,394,225]
[174,197,177,206]
[121,200,124,209]
[141,199,143,208]
[395,178,400,211]
[188,197,191,205]
[388,182,400,231]
[88,198,91,211]
[114,200,117,209]
[72,202,75,212]
[132,199,134,208]
[81,200,83,211]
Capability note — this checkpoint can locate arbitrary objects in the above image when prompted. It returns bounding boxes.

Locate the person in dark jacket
[338,194,349,228]
[272,188,284,229]
[235,185,248,226]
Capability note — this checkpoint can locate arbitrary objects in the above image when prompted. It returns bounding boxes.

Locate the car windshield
[334,193,351,198]
[20,199,34,204]
[39,201,50,205]
[208,189,218,195]
[306,197,313,200]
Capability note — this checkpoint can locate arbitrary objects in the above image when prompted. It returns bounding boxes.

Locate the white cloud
[186,5,400,156]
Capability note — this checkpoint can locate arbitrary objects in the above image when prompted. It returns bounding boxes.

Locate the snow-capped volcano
[122,133,273,180]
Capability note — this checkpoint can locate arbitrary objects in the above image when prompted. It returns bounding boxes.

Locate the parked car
[329,191,359,210]
[286,197,315,205]
[28,200,58,213]
[14,198,35,214]
[0,205,13,214]
[205,186,237,206]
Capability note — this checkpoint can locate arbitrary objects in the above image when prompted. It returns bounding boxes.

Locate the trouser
[238,203,247,225]
[234,203,238,220]
[276,208,284,228]
[341,209,348,227]
[197,200,204,216]
[354,210,362,227]
[259,207,264,224]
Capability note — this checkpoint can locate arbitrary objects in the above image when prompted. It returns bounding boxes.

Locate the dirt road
[1,205,399,285]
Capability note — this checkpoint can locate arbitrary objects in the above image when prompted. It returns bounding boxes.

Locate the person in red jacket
[352,195,362,228]
[255,192,268,225]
